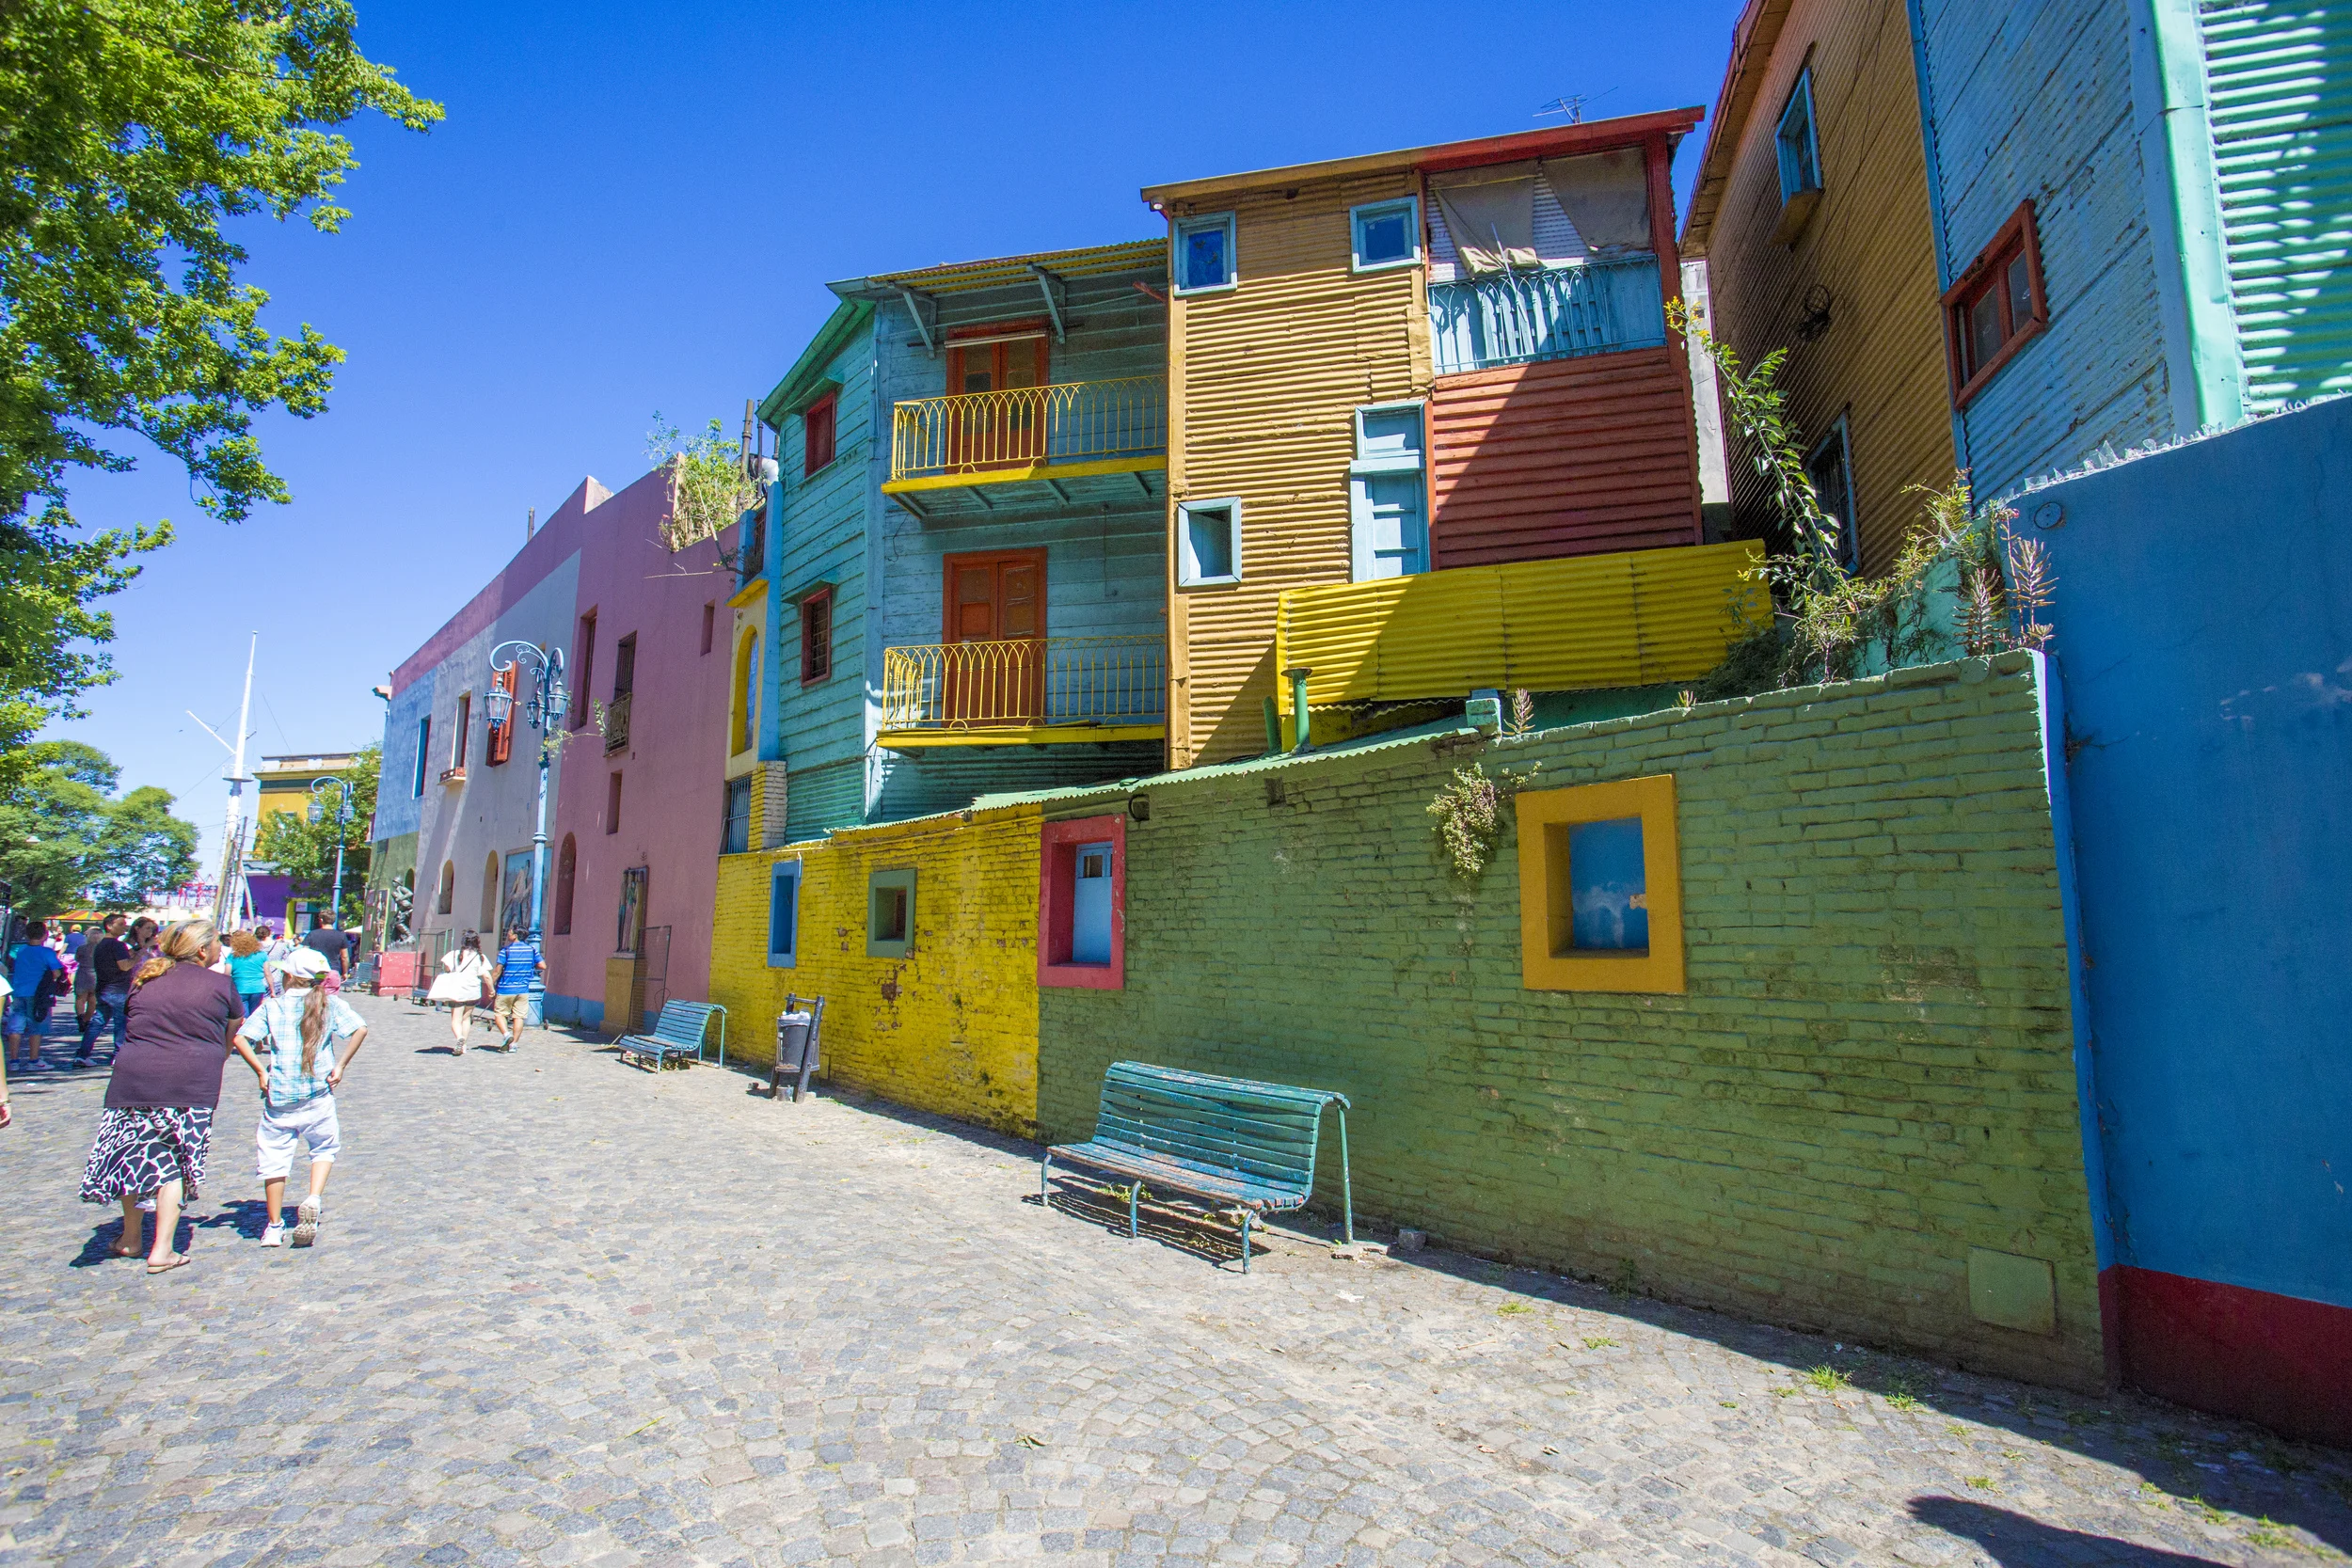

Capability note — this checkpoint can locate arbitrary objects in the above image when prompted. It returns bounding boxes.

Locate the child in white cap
[230,946,367,1247]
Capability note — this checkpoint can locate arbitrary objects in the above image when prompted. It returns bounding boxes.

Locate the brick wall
[1040,654,2102,1387]
[710,803,1041,1136]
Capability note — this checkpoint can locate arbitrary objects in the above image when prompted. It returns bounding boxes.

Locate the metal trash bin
[772,996,824,1102]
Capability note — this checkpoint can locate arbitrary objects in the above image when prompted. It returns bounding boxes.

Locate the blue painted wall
[2037,396,2351,1308]
[375,675,436,841]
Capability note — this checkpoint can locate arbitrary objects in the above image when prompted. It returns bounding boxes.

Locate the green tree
[0,741,198,914]
[249,744,375,923]
[0,3,439,791]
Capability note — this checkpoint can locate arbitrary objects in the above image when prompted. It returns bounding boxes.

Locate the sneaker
[260,1223,284,1248]
[292,1196,321,1247]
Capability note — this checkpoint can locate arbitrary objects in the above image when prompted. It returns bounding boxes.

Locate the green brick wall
[1040,653,2103,1388]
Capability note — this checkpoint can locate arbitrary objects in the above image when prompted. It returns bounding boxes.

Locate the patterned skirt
[80,1107,213,1204]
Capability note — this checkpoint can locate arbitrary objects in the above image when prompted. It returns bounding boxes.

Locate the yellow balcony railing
[880,636,1167,736]
[1274,542,1768,712]
[887,376,1167,485]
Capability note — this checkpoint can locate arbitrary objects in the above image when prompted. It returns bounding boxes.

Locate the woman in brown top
[79,919,256,1275]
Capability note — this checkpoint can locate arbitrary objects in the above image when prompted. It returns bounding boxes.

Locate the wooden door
[944,334,1047,469]
[942,549,1046,723]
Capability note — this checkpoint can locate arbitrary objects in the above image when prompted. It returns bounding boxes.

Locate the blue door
[1356,472,1428,578]
[1072,842,1113,965]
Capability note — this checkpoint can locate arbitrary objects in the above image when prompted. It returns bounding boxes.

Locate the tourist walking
[491,926,542,1050]
[76,913,135,1064]
[79,920,244,1275]
[301,913,350,994]
[230,948,365,1248]
[6,921,67,1070]
[426,931,493,1053]
[224,929,271,1016]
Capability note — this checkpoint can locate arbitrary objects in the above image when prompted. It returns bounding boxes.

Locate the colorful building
[1140,112,1759,768]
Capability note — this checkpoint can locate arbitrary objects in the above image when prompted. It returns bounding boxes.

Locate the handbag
[427,954,489,1005]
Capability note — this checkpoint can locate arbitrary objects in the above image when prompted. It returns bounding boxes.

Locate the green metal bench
[616,1000,726,1074]
[1042,1060,1353,1272]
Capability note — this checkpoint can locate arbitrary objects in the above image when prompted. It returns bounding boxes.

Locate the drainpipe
[1283,667,1312,752]
[1263,696,1282,756]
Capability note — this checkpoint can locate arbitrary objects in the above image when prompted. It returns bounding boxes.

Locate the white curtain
[1432,168,1538,274]
[1541,149,1652,252]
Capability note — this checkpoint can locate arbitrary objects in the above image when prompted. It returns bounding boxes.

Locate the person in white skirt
[230,947,367,1248]
[427,931,493,1053]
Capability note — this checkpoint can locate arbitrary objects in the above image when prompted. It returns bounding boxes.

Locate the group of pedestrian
[426,927,542,1052]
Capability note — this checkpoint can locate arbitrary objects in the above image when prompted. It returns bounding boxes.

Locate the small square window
[1351,197,1422,273]
[1172,213,1236,294]
[768,860,801,968]
[1039,816,1124,989]
[1942,200,2048,407]
[1517,774,1684,992]
[1176,498,1242,587]
[1776,69,1822,201]
[866,866,916,959]
[722,776,753,855]
[804,393,837,476]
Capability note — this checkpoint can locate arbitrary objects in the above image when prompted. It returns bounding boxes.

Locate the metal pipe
[1284,667,1312,752]
[1263,696,1281,755]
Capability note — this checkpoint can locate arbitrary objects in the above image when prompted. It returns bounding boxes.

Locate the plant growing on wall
[648,415,762,555]
[1426,761,1539,885]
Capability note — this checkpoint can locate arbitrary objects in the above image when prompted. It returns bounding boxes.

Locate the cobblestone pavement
[3,998,2347,1568]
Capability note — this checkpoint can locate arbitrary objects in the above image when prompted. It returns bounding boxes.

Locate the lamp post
[306,775,356,939]
[485,641,567,1027]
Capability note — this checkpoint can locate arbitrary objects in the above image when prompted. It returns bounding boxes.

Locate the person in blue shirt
[6,921,66,1070]
[490,926,542,1051]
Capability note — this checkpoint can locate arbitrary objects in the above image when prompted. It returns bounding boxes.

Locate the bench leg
[1127,1182,1139,1240]
[1241,1210,1253,1274]
[1039,1153,1050,1205]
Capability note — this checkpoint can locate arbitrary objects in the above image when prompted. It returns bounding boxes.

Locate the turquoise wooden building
[737,240,1170,842]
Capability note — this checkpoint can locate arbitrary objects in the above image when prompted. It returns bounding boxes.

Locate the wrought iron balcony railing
[888,376,1168,484]
[880,635,1167,733]
[1428,257,1668,376]
[603,691,631,753]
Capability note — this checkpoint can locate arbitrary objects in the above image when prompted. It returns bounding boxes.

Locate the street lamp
[307,775,356,940]
[485,640,568,1029]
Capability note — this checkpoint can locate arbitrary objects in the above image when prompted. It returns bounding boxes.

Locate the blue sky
[53,0,1744,871]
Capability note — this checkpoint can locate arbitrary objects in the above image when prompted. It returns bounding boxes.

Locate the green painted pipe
[1284,667,1311,752]
[1263,696,1281,756]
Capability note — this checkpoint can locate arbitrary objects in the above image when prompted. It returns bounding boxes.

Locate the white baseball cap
[280,948,332,981]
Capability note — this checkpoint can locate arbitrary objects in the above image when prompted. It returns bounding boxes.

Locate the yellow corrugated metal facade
[1275,541,1767,709]
[1165,173,1432,768]
[1685,0,1955,573]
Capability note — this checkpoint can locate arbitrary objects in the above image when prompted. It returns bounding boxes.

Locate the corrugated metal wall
[2200,0,2352,409]
[1692,0,1955,571]
[1166,172,1428,768]
[1428,346,1700,566]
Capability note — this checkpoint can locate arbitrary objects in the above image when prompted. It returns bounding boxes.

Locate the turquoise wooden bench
[1042,1060,1353,1272]
[616,1000,725,1074]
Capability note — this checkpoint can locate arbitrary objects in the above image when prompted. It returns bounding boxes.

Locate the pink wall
[543,465,739,1026]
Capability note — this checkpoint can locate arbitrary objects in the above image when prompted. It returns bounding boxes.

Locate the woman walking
[427,931,493,1053]
[224,930,271,1017]
[78,919,246,1275]
[230,948,365,1247]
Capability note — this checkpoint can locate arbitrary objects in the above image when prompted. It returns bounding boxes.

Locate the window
[571,612,596,728]
[735,630,762,754]
[1805,418,1859,570]
[1172,213,1235,293]
[800,588,834,684]
[1943,200,2048,407]
[1776,69,1821,201]
[412,716,431,796]
[606,770,622,835]
[436,860,454,916]
[1176,499,1242,587]
[480,850,500,934]
[866,867,916,959]
[1039,816,1126,989]
[768,860,802,968]
[553,834,576,936]
[1349,404,1427,580]
[700,602,715,657]
[1351,197,1422,273]
[451,693,470,770]
[612,632,636,700]
[803,392,836,476]
[723,776,753,854]
[1516,774,1685,992]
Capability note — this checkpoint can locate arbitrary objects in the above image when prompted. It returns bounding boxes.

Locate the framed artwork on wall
[616,865,649,957]
[500,850,534,940]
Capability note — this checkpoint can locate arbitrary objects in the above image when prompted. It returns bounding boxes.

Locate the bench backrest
[650,1001,722,1047]
[1093,1060,1347,1200]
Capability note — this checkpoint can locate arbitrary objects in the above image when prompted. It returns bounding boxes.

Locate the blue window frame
[1176,498,1243,586]
[412,716,430,797]
[1072,841,1114,966]
[1173,213,1236,294]
[1349,403,1426,580]
[1776,70,1822,202]
[768,860,801,968]
[1350,198,1421,273]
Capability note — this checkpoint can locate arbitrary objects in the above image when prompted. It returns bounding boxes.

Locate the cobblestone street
[2,997,2346,1568]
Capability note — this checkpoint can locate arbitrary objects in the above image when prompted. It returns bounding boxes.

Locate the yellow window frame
[1516,773,1685,993]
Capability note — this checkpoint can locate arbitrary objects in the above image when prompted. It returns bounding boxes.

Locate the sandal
[0,1101,11,1130]
[145,1254,188,1275]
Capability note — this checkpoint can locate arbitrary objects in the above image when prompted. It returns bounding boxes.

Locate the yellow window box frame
[1516,773,1685,993]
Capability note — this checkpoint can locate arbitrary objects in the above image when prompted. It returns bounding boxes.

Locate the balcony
[1272,542,1766,714]
[604,691,631,753]
[1428,258,1667,377]
[882,376,1167,518]
[878,635,1167,748]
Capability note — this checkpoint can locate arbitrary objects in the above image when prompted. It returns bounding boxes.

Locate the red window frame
[1038,815,1125,990]
[1942,199,2049,409]
[800,587,834,686]
[803,393,837,476]
[485,666,516,766]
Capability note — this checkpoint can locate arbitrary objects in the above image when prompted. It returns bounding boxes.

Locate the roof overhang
[1679,0,1795,255]
[1138,107,1706,210]
[756,299,874,429]
[827,238,1167,303]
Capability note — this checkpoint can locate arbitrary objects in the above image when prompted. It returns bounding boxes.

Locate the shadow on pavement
[1909,1497,2233,1564]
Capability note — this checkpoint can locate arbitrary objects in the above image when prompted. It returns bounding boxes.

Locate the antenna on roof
[1534,88,1616,124]
[525,505,535,541]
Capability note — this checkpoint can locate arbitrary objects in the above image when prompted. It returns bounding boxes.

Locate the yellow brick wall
[710,802,1041,1137]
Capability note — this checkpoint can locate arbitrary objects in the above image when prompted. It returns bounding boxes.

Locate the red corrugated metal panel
[1428,347,1701,568]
